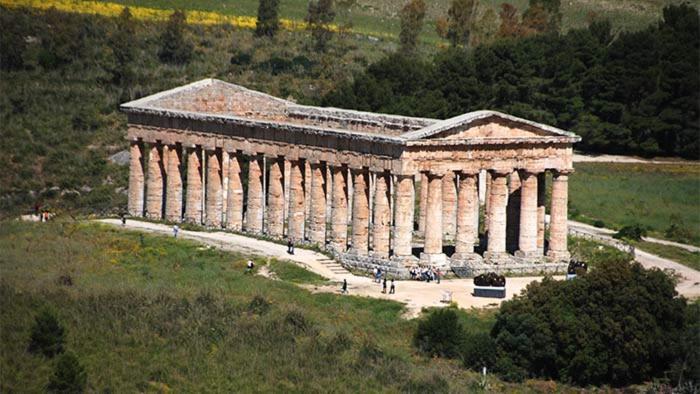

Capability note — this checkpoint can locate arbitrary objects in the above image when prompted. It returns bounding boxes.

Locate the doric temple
[121,79,581,277]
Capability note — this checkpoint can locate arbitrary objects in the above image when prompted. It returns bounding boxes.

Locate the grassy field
[569,163,700,246]
[633,241,700,271]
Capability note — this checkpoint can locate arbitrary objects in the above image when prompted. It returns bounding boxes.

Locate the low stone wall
[451,261,568,277]
[569,228,636,257]
[328,247,412,279]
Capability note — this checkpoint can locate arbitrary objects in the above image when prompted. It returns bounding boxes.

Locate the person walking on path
[173,225,179,238]
[373,267,378,283]
[389,279,395,294]
[341,279,348,294]
[121,214,127,226]
[287,239,295,255]
[382,277,387,294]
[436,268,441,284]
[246,260,255,274]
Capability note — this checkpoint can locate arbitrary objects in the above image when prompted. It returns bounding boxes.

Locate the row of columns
[128,140,570,264]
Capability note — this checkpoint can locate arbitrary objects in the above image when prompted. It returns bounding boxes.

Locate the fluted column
[287,159,305,241]
[165,144,182,222]
[442,172,457,239]
[516,170,539,257]
[225,152,243,231]
[547,170,571,261]
[537,172,546,253]
[393,174,415,257]
[184,146,203,223]
[330,165,349,251]
[128,140,145,217]
[454,172,479,258]
[245,155,264,233]
[372,172,391,258]
[266,156,285,237]
[418,173,428,234]
[421,172,446,265]
[484,171,492,232]
[351,168,370,254]
[485,171,508,259]
[145,143,164,219]
[204,149,223,227]
[506,170,521,252]
[308,162,327,244]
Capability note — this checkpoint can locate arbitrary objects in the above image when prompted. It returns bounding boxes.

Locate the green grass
[569,163,700,246]
[3,220,551,392]
[633,241,700,271]
[269,260,330,285]
[569,236,634,268]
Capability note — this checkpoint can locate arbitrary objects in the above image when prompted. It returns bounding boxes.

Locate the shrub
[158,10,193,64]
[613,224,648,241]
[28,309,65,357]
[413,307,464,358]
[593,220,606,228]
[247,295,270,315]
[255,0,280,38]
[461,331,497,370]
[665,223,693,244]
[401,373,449,393]
[47,352,87,393]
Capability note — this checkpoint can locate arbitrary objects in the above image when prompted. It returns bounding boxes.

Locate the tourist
[287,239,294,255]
[373,267,378,282]
[121,214,126,226]
[389,279,395,294]
[382,277,387,294]
[173,224,179,238]
[377,268,382,283]
[246,260,254,273]
[341,279,348,294]
[436,268,442,284]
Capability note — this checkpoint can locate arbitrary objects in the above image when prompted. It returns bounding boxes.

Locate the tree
[109,7,135,85]
[529,0,561,32]
[471,7,498,47]
[0,5,28,70]
[497,3,521,39]
[47,352,87,393]
[413,307,465,358]
[306,0,336,51]
[399,0,427,53]
[255,0,280,37]
[158,10,193,64]
[28,309,65,357]
[521,3,549,35]
[446,0,478,47]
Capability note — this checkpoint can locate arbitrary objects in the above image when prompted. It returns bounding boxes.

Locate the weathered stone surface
[164,144,182,222]
[330,166,348,251]
[128,141,145,217]
[145,144,164,219]
[421,172,447,266]
[485,172,508,260]
[418,172,428,234]
[393,175,414,257]
[351,168,370,254]
[548,171,570,261]
[537,172,546,253]
[245,155,264,233]
[506,170,521,252]
[287,159,305,241]
[515,171,538,257]
[225,152,243,230]
[205,149,223,227]
[184,147,202,223]
[442,171,457,239]
[372,172,391,258]
[266,157,285,237]
[454,172,478,257]
[308,162,327,244]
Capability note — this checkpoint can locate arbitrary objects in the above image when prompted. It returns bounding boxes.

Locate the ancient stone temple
[122,79,581,277]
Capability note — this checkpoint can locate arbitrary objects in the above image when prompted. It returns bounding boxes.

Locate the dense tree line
[324,4,699,159]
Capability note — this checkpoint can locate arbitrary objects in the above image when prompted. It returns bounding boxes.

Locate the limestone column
[372,172,391,258]
[145,143,164,219]
[245,155,264,233]
[184,146,203,223]
[516,170,538,257]
[165,144,182,222]
[506,171,521,252]
[484,171,492,232]
[454,172,479,258]
[204,149,223,227]
[330,165,349,251]
[266,156,285,237]
[287,159,305,241]
[485,171,508,259]
[351,168,370,254]
[442,172,457,239]
[225,152,244,231]
[418,173,428,234]
[547,170,571,261]
[393,174,415,257]
[537,172,546,253]
[128,140,145,217]
[421,172,446,265]
[308,162,327,244]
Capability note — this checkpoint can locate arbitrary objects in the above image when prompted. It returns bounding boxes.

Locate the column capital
[554,168,574,176]
[458,169,480,176]
[423,170,445,179]
[489,168,512,177]
[518,168,542,177]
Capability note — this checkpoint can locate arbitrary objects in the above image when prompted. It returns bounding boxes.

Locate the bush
[613,224,648,241]
[665,223,694,244]
[28,309,65,357]
[247,295,270,315]
[47,352,87,393]
[593,220,606,228]
[461,331,497,370]
[413,307,464,358]
[158,10,193,64]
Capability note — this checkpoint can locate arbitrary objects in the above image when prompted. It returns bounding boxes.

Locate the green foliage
[47,352,87,393]
[158,10,193,64]
[491,260,689,386]
[461,331,497,370]
[413,307,464,358]
[255,0,280,38]
[613,224,648,241]
[0,5,28,70]
[28,309,65,358]
[399,0,426,53]
[108,7,136,85]
[446,0,477,47]
[305,0,335,51]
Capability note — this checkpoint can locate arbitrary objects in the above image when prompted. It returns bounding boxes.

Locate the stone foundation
[451,260,568,278]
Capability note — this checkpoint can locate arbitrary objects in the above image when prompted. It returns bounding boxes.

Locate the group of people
[409,266,442,284]
[34,204,50,222]
[372,267,396,295]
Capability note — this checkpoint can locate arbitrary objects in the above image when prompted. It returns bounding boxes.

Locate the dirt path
[573,152,698,165]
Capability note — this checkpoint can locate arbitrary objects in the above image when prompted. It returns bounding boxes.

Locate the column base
[391,254,419,268]
[514,250,543,259]
[370,250,390,260]
[450,252,483,263]
[483,251,513,265]
[547,250,570,262]
[348,247,369,257]
[419,252,447,267]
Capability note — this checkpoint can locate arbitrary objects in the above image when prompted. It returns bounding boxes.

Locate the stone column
[351,168,370,254]
[204,149,223,227]
[266,156,285,237]
[225,152,244,231]
[442,172,457,239]
[506,170,521,252]
[308,162,327,245]
[484,171,492,232]
[547,170,571,261]
[145,143,164,219]
[537,172,546,253]
[516,170,539,258]
[304,160,312,238]
[418,173,428,234]
[454,172,479,258]
[393,174,415,258]
[184,146,203,223]
[128,140,145,217]
[372,172,391,258]
[330,165,349,251]
[245,155,264,233]
[165,144,182,222]
[421,172,446,266]
[485,171,509,260]
[287,159,305,241]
